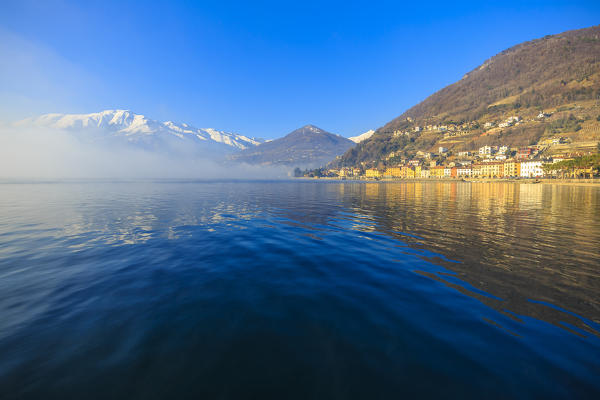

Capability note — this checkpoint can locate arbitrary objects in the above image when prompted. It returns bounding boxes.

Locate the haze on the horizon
[0,122,287,180]
[1,0,599,139]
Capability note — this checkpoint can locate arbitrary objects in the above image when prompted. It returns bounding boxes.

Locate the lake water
[0,181,599,399]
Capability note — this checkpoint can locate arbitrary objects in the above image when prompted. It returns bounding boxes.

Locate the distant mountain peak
[230,125,355,168]
[302,124,322,130]
[293,124,326,134]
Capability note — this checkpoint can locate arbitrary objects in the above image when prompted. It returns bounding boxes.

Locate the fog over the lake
[0,125,285,180]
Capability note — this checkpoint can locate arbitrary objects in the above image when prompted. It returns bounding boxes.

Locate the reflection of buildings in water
[414,182,423,207]
[364,183,380,199]
[545,184,600,263]
[455,182,472,211]
[519,183,544,210]
[347,181,600,336]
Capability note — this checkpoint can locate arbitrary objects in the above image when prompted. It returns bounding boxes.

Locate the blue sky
[1,1,599,139]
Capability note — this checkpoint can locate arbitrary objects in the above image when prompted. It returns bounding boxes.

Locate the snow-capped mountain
[349,129,374,143]
[16,110,263,151]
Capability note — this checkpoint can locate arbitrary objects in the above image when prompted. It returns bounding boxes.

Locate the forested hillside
[333,25,600,167]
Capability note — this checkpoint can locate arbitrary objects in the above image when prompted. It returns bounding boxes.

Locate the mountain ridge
[17,109,263,151]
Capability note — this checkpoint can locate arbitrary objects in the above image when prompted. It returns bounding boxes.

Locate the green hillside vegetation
[544,153,600,177]
[332,25,600,168]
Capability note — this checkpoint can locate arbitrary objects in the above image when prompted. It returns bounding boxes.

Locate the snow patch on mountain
[349,129,374,143]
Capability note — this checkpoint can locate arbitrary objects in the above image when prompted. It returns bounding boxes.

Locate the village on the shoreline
[299,113,600,180]
[302,139,600,180]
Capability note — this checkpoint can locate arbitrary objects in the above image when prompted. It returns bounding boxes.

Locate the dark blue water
[1,181,599,399]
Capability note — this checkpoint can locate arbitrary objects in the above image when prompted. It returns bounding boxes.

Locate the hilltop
[333,25,600,167]
[229,125,355,168]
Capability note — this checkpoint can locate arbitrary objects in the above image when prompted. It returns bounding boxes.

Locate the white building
[499,116,521,128]
[439,146,448,154]
[498,145,509,154]
[444,167,452,177]
[458,151,472,157]
[520,161,545,178]
[479,145,494,156]
[457,167,472,176]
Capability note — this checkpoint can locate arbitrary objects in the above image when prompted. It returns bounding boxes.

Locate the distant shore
[299,177,600,187]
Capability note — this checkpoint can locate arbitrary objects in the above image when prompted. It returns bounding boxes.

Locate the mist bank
[0,125,287,180]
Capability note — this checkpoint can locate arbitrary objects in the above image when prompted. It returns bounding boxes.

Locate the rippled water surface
[1,181,599,399]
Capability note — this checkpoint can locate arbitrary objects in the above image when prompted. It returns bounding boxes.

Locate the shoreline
[300,177,600,187]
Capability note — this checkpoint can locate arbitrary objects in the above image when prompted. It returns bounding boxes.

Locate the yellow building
[471,164,483,177]
[480,162,504,178]
[383,167,402,178]
[430,166,446,178]
[503,161,520,177]
[365,168,382,178]
[401,165,415,179]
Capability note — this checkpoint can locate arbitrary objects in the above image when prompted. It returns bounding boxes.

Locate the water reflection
[1,181,599,398]
[336,182,600,338]
[1,181,599,336]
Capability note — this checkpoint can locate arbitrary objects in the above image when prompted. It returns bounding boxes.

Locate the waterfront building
[389,167,404,178]
[401,165,415,179]
[472,164,484,177]
[365,168,382,178]
[520,161,544,178]
[457,166,472,176]
[479,162,504,178]
[383,167,402,178]
[503,161,520,177]
[431,166,446,178]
